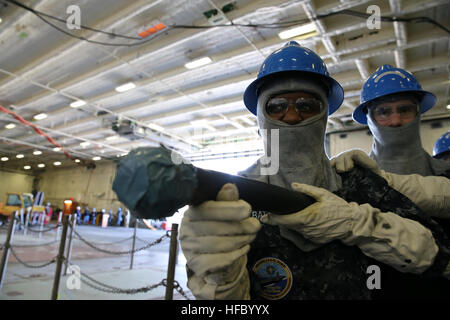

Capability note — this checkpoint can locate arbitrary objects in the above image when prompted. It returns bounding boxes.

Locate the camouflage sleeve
[337,166,450,278]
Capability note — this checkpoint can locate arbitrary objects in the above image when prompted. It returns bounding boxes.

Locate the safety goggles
[266,96,323,120]
[370,103,419,122]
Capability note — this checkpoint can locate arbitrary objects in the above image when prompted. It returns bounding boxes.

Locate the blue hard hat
[433,131,450,158]
[353,65,436,124]
[243,41,344,116]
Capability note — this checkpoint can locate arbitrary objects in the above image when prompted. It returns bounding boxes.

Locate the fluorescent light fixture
[148,123,165,131]
[53,147,61,152]
[92,156,101,161]
[5,123,16,129]
[1,157,8,161]
[80,141,91,147]
[16,154,24,158]
[185,57,212,69]
[53,161,62,166]
[115,82,136,93]
[106,135,118,141]
[74,159,81,163]
[24,165,31,170]
[38,163,45,168]
[70,100,86,108]
[64,200,72,204]
[278,23,317,40]
[34,113,48,120]
[447,104,450,110]
[33,150,42,155]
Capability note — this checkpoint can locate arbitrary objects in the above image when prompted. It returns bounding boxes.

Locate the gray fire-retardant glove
[179,183,261,299]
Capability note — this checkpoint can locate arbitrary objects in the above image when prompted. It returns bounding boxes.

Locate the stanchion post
[24,207,31,236]
[64,213,76,276]
[55,211,62,240]
[0,211,17,291]
[19,209,24,232]
[51,215,69,300]
[130,219,138,269]
[165,223,179,300]
[39,210,45,239]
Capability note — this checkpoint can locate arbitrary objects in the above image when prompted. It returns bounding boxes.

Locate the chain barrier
[74,264,190,298]
[135,236,165,245]
[23,223,61,233]
[170,279,191,300]
[73,262,165,295]
[2,217,190,300]
[72,227,170,255]
[75,235,134,246]
[9,246,56,269]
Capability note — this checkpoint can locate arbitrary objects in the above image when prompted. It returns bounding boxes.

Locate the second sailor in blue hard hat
[351,64,450,177]
[433,131,450,163]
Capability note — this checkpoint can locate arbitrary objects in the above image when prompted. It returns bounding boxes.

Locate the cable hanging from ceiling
[0,104,96,167]
[2,0,448,47]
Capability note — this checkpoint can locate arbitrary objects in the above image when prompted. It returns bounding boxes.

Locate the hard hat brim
[352,89,436,125]
[243,71,344,116]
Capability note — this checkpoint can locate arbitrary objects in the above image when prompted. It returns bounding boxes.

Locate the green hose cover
[112,147,198,219]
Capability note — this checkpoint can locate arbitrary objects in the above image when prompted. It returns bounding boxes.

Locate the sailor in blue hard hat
[433,131,450,163]
[242,41,344,191]
[352,64,450,176]
[180,42,450,300]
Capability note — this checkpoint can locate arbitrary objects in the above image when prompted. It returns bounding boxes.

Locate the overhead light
[74,159,81,163]
[53,161,62,166]
[105,135,118,141]
[148,123,165,131]
[33,113,48,120]
[1,157,8,161]
[33,150,42,155]
[115,82,136,93]
[92,156,101,161]
[447,104,450,110]
[53,147,61,152]
[64,200,72,204]
[24,165,31,170]
[80,141,91,147]
[185,57,212,69]
[38,163,45,168]
[70,100,86,108]
[5,123,16,129]
[16,154,24,159]
[278,23,317,40]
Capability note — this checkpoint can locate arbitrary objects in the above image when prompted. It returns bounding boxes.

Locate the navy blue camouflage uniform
[246,165,450,300]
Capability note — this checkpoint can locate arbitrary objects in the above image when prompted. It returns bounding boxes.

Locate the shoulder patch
[252,257,293,300]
